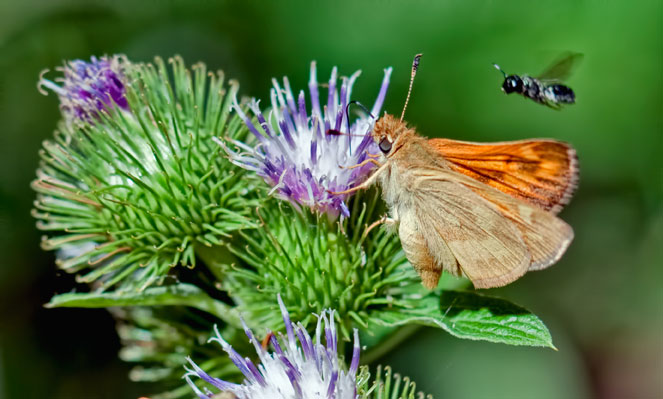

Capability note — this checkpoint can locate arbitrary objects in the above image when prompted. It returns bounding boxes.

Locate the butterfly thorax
[373,119,451,217]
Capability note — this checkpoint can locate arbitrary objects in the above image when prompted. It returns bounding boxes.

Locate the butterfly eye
[379,137,392,153]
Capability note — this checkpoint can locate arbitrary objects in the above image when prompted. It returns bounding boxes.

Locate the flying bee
[493,53,582,109]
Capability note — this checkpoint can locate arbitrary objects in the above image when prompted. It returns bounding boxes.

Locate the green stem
[185,295,242,329]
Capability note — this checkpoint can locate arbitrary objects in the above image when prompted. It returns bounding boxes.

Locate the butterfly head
[372,113,410,156]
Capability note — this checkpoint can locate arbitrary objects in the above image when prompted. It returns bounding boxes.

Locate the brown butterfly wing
[451,171,575,271]
[408,172,531,289]
[428,138,578,213]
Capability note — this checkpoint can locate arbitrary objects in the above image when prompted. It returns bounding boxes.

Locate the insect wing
[410,171,531,289]
[455,172,575,271]
[536,52,583,82]
[428,138,578,214]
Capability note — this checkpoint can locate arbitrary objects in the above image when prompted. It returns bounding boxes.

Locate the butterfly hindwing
[409,171,531,289]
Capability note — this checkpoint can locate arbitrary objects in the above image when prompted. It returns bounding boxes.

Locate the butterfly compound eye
[379,137,392,153]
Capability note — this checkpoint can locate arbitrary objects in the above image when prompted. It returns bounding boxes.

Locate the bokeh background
[0,0,661,398]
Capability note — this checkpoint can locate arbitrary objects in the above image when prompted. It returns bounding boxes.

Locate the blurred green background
[0,0,661,398]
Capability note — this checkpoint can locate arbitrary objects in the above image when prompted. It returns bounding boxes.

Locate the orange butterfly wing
[428,138,578,213]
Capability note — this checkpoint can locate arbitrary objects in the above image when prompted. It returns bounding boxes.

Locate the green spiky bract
[222,188,430,344]
[358,365,432,399]
[32,56,259,292]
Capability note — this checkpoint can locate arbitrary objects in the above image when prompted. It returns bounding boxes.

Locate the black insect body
[494,53,582,109]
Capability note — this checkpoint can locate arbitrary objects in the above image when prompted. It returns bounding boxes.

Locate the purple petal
[295,322,314,360]
[279,354,303,397]
[297,91,308,127]
[326,369,339,399]
[283,77,299,118]
[277,294,297,347]
[327,67,338,125]
[232,98,264,142]
[309,62,322,119]
[349,328,360,375]
[186,357,240,392]
[245,358,267,386]
[371,67,393,117]
[209,325,254,379]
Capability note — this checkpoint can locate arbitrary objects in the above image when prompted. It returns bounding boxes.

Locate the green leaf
[370,290,555,349]
[46,283,241,328]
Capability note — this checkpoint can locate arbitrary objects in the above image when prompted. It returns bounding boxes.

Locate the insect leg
[363,215,397,238]
[329,161,390,195]
[342,158,382,170]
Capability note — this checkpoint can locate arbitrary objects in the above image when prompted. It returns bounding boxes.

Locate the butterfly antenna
[493,63,507,78]
[400,53,422,122]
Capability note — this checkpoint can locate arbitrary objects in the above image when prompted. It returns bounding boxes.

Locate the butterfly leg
[342,158,382,170]
[329,161,390,195]
[363,214,397,237]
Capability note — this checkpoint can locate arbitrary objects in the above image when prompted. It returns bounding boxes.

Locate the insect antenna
[493,63,507,78]
[400,53,423,122]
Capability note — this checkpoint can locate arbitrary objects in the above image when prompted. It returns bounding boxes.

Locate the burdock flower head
[33,56,257,291]
[224,62,392,218]
[185,295,360,399]
[38,55,129,125]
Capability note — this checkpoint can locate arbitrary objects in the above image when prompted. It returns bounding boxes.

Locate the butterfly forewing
[428,138,578,214]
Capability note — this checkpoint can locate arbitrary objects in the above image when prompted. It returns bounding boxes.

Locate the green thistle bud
[32,55,259,291]
[221,189,429,344]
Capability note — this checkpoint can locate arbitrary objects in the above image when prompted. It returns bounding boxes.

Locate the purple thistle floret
[185,295,361,399]
[223,62,392,218]
[38,55,129,125]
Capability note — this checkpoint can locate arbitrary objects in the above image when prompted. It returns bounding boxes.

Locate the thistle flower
[185,295,361,399]
[32,56,258,291]
[224,62,392,218]
[38,55,129,125]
